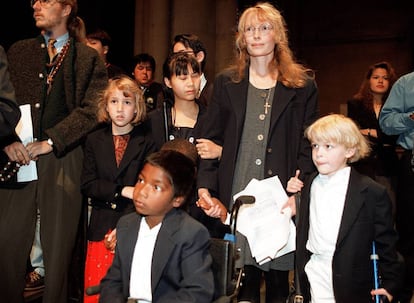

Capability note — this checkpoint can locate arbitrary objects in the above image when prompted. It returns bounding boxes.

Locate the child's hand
[371,288,392,302]
[197,192,228,223]
[287,169,304,193]
[104,229,117,252]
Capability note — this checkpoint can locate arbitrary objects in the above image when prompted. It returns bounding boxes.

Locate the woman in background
[347,61,398,219]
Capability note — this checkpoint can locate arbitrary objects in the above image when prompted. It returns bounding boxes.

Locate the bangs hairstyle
[97,75,146,125]
[145,150,196,202]
[305,114,370,163]
[231,2,313,87]
[163,52,201,80]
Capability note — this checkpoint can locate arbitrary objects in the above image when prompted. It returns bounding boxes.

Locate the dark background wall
[3,0,414,116]
[3,0,135,75]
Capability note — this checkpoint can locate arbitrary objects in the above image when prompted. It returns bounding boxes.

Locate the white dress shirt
[305,166,350,303]
[129,217,162,302]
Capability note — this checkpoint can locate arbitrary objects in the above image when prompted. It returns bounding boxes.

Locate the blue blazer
[99,208,215,303]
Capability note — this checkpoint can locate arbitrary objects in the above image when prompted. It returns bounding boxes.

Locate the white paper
[15,104,37,182]
[234,176,295,265]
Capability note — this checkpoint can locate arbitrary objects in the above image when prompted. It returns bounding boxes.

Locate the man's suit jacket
[7,35,108,157]
[296,168,402,303]
[99,209,214,303]
[81,124,157,241]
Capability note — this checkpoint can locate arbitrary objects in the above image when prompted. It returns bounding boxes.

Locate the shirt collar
[44,32,69,52]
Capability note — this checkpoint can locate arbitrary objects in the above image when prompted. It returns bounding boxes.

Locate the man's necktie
[47,38,57,63]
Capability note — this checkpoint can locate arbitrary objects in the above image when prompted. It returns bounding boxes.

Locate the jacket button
[267,169,273,175]
[35,103,40,109]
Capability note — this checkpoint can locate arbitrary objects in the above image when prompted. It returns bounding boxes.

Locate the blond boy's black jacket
[296,168,403,303]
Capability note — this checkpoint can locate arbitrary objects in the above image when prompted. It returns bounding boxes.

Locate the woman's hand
[196,138,222,160]
[361,128,378,138]
[196,189,228,223]
[121,186,134,199]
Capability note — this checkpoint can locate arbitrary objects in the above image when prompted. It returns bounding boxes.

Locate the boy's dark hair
[131,53,156,74]
[173,33,207,71]
[146,150,196,203]
[160,138,199,166]
[86,28,111,47]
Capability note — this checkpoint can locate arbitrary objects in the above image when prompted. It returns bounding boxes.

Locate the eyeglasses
[30,0,56,8]
[244,24,273,37]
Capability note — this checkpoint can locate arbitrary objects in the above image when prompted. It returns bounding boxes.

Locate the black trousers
[237,265,289,303]
[395,151,414,302]
[0,148,83,303]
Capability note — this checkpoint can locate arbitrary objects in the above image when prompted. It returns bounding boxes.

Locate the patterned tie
[47,38,57,63]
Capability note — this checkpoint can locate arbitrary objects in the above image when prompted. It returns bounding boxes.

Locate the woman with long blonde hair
[197,2,319,302]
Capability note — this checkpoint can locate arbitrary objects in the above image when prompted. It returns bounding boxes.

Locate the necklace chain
[46,40,70,94]
[263,87,272,115]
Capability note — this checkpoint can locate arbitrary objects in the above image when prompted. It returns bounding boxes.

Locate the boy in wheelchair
[98,150,214,303]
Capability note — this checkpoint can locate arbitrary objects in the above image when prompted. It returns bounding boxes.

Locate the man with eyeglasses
[131,53,164,112]
[0,0,108,302]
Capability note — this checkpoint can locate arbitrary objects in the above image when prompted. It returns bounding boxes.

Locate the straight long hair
[228,2,314,88]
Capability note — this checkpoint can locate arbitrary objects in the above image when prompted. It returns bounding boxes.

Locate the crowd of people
[0,0,412,303]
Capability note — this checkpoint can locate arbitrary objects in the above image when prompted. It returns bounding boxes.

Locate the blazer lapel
[336,169,367,246]
[269,82,295,132]
[102,128,118,172]
[125,214,141,281]
[151,210,181,292]
[227,79,248,137]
